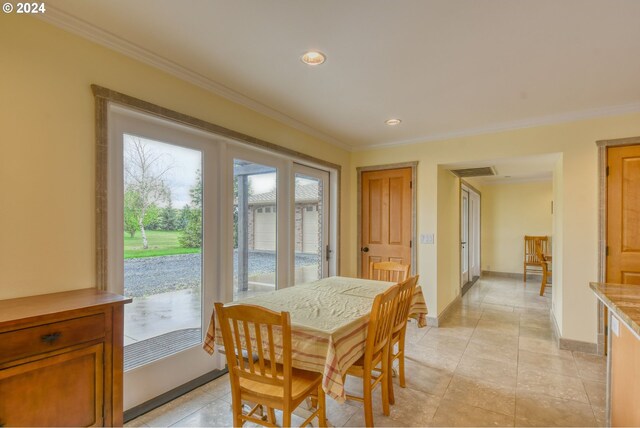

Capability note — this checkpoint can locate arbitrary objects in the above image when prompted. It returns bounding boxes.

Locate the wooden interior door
[360,167,412,278]
[607,145,640,285]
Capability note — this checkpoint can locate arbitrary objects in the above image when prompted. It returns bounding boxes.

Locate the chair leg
[363,372,374,427]
[381,346,391,416]
[398,334,406,388]
[231,385,243,428]
[267,407,276,425]
[388,351,395,406]
[539,263,547,296]
[317,384,327,427]
[524,264,527,283]
[282,405,291,428]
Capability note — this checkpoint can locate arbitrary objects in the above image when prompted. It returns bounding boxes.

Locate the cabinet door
[0,344,104,427]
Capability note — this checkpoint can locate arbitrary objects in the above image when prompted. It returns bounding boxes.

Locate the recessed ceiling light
[301,51,326,66]
[385,119,402,126]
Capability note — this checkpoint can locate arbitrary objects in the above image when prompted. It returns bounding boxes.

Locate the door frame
[356,162,418,277]
[597,136,640,356]
[460,187,470,286]
[459,180,481,292]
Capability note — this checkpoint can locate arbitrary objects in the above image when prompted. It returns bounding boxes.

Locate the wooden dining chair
[344,283,400,427]
[535,241,552,296]
[387,275,419,405]
[369,261,410,282]
[523,236,548,282]
[214,302,327,428]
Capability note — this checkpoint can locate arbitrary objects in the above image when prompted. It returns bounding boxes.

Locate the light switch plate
[420,233,435,244]
[611,315,620,337]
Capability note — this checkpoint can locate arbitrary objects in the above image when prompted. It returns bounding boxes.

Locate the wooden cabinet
[610,314,640,427]
[0,289,130,427]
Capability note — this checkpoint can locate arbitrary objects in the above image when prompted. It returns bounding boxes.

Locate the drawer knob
[40,332,62,344]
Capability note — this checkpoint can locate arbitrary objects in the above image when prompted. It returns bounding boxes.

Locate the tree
[179,169,203,248]
[124,137,172,249]
[158,201,178,231]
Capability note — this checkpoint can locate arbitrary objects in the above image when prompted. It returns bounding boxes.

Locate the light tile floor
[126,276,606,427]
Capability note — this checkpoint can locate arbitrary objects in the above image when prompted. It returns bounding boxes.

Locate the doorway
[357,163,417,278]
[461,183,481,292]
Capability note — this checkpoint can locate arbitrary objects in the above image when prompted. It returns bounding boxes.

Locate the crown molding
[36,7,353,152]
[353,101,640,152]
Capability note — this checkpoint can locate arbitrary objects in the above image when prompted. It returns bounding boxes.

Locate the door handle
[361,247,370,253]
[461,242,467,245]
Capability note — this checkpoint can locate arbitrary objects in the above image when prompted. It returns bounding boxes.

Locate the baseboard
[549,302,599,355]
[550,309,561,342]
[461,276,479,296]
[481,270,550,283]
[482,270,524,279]
[124,369,227,422]
[559,337,599,354]
[428,294,462,327]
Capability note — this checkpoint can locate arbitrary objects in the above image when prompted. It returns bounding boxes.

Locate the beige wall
[436,167,461,315]
[0,16,351,300]
[351,112,640,345]
[481,180,553,274]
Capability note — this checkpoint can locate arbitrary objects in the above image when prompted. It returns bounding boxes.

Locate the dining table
[203,276,428,402]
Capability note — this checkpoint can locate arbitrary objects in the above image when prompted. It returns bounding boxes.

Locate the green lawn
[124,230,200,259]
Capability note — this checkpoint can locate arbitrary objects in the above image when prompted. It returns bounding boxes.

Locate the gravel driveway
[124,251,319,297]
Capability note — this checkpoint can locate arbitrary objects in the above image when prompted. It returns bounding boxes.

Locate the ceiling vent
[450,166,497,178]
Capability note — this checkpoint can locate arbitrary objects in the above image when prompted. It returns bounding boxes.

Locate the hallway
[127,275,606,427]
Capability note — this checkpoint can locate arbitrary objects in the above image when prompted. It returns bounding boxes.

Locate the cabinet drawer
[0,313,105,364]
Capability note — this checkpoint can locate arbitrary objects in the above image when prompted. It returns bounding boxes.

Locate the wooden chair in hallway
[535,241,552,296]
[344,283,400,427]
[388,275,419,405]
[523,236,549,282]
[215,302,327,428]
[369,261,410,282]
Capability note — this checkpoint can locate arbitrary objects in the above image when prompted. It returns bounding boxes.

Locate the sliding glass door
[228,148,289,298]
[109,107,221,410]
[108,106,337,411]
[293,164,330,284]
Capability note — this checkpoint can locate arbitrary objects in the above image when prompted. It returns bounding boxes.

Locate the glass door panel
[233,159,278,300]
[294,165,330,284]
[122,134,203,370]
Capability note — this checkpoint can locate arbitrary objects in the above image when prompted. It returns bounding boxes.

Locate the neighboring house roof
[246,182,319,205]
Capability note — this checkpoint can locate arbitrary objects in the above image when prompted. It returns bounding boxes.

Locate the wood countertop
[590,282,640,338]
[0,288,131,326]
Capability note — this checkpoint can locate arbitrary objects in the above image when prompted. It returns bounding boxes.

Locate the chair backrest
[524,236,548,264]
[363,284,400,367]
[215,302,292,397]
[369,261,410,282]
[391,275,419,337]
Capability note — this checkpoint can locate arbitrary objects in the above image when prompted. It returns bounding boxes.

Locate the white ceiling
[43,0,640,150]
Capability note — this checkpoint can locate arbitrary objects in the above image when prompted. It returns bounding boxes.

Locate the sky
[124,134,201,208]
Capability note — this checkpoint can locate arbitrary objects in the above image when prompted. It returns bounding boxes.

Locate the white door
[109,107,222,410]
[461,188,470,286]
